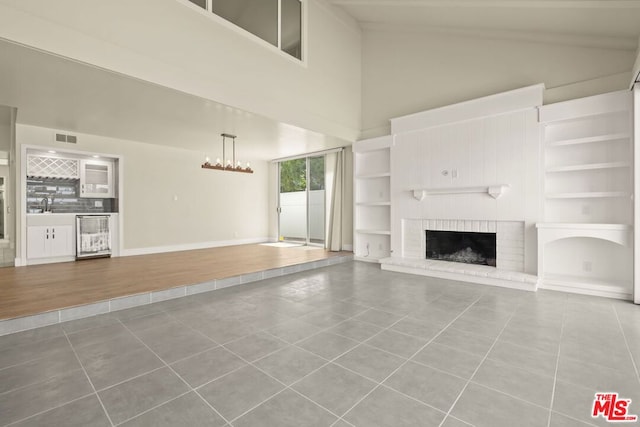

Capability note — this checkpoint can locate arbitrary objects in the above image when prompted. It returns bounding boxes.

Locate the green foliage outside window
[280,157,325,192]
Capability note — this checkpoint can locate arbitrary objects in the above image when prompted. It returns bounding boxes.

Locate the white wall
[0,0,362,143]
[390,87,542,273]
[16,124,270,257]
[633,37,640,86]
[0,115,16,256]
[362,28,636,137]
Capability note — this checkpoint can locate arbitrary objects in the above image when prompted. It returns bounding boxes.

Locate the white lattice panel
[27,156,79,179]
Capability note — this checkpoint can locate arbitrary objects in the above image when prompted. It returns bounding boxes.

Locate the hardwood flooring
[0,244,348,320]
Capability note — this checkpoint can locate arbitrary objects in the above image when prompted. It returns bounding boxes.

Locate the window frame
[180,0,306,65]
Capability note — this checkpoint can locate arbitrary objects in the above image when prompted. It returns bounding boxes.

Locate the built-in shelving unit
[353,135,392,262]
[545,161,630,173]
[537,91,633,300]
[545,191,629,199]
[356,172,391,179]
[356,201,391,206]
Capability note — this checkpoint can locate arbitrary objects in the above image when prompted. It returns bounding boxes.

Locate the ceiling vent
[54,132,77,144]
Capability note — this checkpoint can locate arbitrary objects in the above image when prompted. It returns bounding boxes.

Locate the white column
[634,84,640,304]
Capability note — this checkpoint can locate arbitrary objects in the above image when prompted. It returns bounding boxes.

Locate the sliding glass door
[278,156,325,246]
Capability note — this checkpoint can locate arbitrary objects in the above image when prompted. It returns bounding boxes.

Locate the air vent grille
[54,133,78,144]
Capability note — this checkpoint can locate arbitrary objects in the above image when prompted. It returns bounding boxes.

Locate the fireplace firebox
[426,230,497,266]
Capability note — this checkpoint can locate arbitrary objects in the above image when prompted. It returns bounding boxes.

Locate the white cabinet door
[26,226,49,259]
[49,225,74,257]
[80,159,114,198]
[27,225,74,259]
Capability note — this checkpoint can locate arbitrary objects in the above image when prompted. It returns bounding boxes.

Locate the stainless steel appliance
[76,215,111,259]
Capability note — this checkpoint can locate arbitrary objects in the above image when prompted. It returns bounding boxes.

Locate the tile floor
[0,261,639,427]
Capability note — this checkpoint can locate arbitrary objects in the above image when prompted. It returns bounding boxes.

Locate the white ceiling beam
[330,1,640,9]
[361,22,639,50]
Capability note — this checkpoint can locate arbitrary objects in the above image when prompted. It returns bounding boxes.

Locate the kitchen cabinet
[27,155,79,179]
[80,159,114,198]
[27,225,73,259]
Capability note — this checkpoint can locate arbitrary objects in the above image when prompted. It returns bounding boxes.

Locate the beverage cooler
[76,215,111,259]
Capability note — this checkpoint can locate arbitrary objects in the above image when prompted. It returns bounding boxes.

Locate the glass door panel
[278,156,326,245]
[279,158,307,242]
[308,156,325,246]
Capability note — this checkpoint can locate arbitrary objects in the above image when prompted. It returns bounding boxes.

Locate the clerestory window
[186,0,303,61]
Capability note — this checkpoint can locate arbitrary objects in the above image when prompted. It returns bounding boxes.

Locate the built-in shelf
[546,132,629,147]
[354,135,393,263]
[538,91,633,301]
[536,222,631,231]
[541,274,631,300]
[356,172,391,179]
[412,184,510,201]
[356,201,391,206]
[545,191,629,199]
[536,222,632,247]
[545,161,630,173]
[355,229,391,235]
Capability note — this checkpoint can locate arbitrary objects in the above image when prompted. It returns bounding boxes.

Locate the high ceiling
[1,1,638,160]
[332,0,640,42]
[0,39,345,161]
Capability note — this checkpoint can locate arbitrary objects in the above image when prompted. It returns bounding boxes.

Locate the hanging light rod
[202,133,254,174]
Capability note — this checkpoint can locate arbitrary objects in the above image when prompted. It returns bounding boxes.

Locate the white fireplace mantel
[411,184,510,201]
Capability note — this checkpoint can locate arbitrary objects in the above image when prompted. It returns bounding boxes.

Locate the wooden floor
[0,244,349,320]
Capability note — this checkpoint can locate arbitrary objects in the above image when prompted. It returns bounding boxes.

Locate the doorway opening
[278,155,325,246]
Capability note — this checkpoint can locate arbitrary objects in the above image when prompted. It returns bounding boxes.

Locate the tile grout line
[285,296,528,423]
[115,319,233,427]
[195,306,381,425]
[551,409,601,427]
[167,301,422,425]
[2,392,97,427]
[94,365,166,394]
[333,294,487,426]
[220,310,419,425]
[0,337,73,374]
[546,299,568,427]
[62,329,116,427]
[0,326,178,398]
[612,304,640,382]
[233,307,436,425]
[0,366,87,398]
[112,390,193,426]
[436,297,523,427]
[211,339,346,424]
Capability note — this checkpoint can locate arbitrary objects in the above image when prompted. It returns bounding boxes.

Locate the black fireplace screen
[426,230,497,266]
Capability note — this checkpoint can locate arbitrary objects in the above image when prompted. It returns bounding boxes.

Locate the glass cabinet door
[80,160,113,198]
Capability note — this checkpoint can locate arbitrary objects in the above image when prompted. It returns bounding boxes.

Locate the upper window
[187,0,303,61]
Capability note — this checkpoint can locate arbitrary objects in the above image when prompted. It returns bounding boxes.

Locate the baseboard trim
[121,237,271,257]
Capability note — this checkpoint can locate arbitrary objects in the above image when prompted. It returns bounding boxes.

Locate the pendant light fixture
[202,133,253,173]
